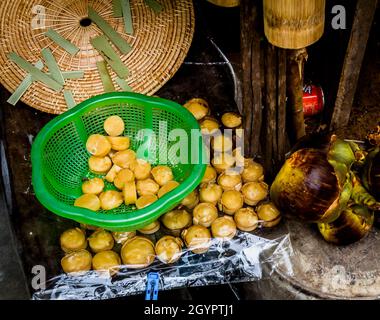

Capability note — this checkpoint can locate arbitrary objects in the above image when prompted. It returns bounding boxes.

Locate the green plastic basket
[31,92,206,231]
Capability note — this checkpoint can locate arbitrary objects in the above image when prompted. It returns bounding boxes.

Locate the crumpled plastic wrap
[33,230,293,300]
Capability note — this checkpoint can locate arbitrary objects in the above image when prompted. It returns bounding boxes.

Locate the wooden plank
[90,35,129,79]
[330,0,378,130]
[41,48,65,85]
[263,44,277,176]
[7,53,63,92]
[240,0,263,158]
[45,28,80,55]
[96,60,115,92]
[240,0,253,157]
[276,48,287,164]
[88,6,132,55]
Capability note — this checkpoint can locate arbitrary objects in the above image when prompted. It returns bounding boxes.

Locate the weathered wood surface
[330,0,378,130]
[241,1,288,175]
[276,49,287,165]
[263,44,277,174]
[263,46,288,174]
[240,0,263,158]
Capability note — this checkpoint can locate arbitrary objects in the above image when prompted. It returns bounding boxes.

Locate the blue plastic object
[145,272,160,300]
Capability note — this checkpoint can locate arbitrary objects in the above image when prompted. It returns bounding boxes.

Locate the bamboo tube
[263,0,325,49]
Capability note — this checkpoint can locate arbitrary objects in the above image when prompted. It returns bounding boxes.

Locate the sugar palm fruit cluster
[363,124,380,225]
[270,133,380,245]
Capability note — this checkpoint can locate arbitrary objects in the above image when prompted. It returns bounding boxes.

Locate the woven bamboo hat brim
[0,0,195,114]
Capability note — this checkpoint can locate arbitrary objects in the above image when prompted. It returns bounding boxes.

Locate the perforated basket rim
[31,92,206,231]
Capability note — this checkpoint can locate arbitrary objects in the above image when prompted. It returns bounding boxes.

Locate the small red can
[302,84,325,117]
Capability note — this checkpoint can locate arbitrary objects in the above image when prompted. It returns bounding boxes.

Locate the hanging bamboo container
[207,0,240,7]
[263,0,325,49]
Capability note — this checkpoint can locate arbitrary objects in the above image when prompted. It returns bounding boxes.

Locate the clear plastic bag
[32,229,293,300]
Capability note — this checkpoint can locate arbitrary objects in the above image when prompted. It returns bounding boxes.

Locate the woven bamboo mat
[0,0,195,114]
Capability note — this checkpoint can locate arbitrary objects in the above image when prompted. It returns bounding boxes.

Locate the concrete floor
[0,139,29,299]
